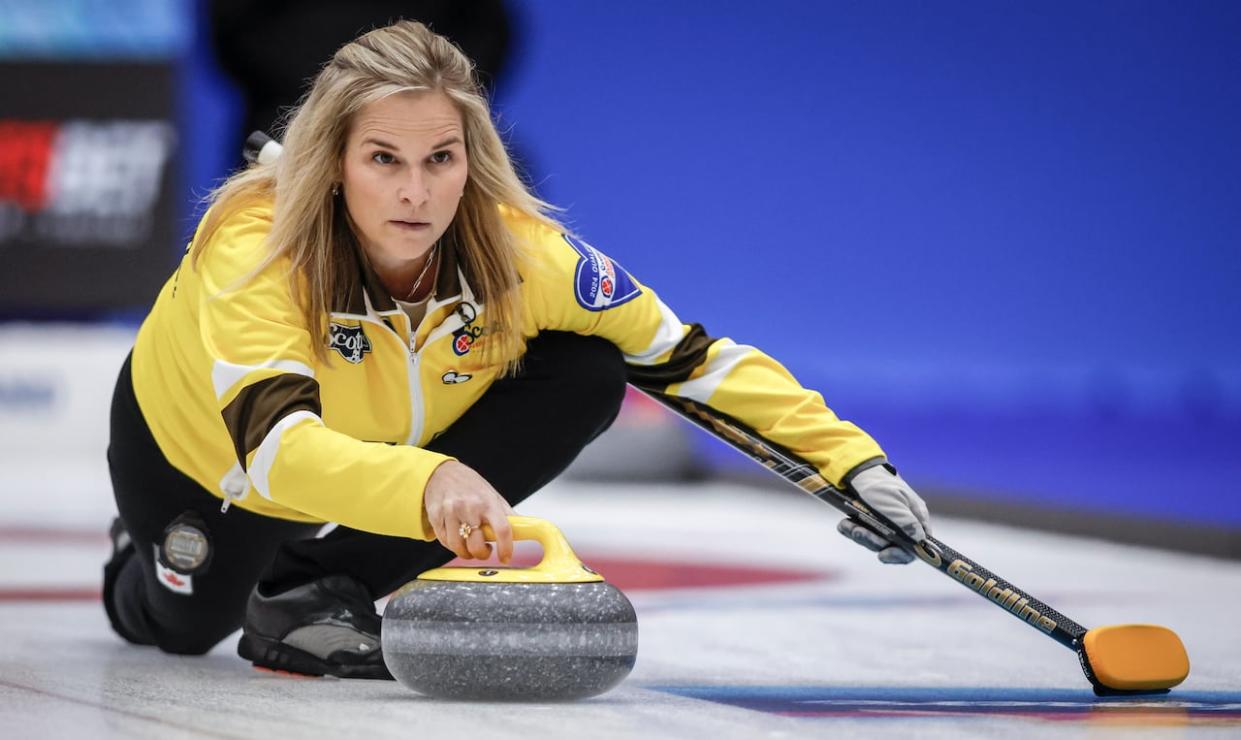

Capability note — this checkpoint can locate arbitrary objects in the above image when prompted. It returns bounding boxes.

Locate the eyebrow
[430,136,463,150]
[360,135,463,151]
[361,137,398,150]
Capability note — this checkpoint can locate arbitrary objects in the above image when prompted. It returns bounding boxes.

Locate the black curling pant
[104,332,627,655]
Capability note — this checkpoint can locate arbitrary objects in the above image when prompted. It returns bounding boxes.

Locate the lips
[390,219,430,230]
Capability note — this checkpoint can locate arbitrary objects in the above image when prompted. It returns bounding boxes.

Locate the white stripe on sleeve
[674,340,756,405]
[624,297,686,366]
[212,359,315,400]
[247,410,321,500]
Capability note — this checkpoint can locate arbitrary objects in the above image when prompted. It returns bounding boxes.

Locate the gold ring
[458,522,474,539]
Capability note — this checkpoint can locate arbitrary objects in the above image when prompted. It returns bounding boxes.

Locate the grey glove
[837,465,932,564]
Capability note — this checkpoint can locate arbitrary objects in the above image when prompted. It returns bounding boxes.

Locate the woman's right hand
[422,461,515,563]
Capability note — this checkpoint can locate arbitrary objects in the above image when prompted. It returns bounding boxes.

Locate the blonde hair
[193,20,562,375]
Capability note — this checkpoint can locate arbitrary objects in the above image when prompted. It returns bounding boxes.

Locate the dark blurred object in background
[0,2,184,316]
[209,0,513,162]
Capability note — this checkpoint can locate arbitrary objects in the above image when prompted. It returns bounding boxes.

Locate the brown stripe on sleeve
[220,374,322,470]
[626,323,716,392]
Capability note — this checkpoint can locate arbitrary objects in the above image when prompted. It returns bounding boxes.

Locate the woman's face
[341,90,469,269]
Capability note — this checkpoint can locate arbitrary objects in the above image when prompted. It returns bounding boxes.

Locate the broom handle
[638,388,1088,651]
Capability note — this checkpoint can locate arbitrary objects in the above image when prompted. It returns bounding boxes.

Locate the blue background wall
[493,1,1241,406]
[179,1,1239,525]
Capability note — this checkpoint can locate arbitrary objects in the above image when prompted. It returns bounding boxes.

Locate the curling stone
[382,516,637,701]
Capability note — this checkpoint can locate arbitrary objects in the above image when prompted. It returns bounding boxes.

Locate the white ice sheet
[2,478,1238,738]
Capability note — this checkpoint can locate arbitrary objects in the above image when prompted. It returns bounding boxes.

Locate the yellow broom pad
[1083,624,1190,691]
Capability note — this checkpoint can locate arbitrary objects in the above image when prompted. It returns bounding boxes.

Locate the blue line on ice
[650,685,1241,718]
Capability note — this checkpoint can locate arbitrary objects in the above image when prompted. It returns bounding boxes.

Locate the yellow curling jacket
[131,198,886,541]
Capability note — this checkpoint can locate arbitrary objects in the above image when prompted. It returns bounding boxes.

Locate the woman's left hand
[837,466,932,564]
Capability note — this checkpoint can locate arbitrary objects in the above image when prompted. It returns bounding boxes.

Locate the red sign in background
[0,63,180,312]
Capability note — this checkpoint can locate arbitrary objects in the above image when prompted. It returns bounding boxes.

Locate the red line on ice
[0,526,106,545]
[0,588,99,603]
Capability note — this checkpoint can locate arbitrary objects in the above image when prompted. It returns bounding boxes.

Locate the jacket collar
[332,226,468,317]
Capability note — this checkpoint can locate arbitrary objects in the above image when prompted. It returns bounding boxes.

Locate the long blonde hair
[193,20,562,375]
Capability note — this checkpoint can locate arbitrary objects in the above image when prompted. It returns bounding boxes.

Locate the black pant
[104,332,627,655]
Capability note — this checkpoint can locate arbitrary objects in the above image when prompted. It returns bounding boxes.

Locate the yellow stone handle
[418,515,604,583]
[480,515,589,574]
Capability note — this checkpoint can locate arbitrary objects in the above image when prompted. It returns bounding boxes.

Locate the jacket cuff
[840,456,897,491]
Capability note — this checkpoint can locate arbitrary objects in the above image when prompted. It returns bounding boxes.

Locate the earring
[331,183,340,196]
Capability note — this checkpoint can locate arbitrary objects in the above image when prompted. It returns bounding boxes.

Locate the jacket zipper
[343,307,426,447]
[405,337,423,445]
[384,311,424,446]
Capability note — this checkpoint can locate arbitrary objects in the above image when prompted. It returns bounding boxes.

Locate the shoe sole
[237,634,393,680]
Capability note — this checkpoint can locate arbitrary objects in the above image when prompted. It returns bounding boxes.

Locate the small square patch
[154,544,193,595]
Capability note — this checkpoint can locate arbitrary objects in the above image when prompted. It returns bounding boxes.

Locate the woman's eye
[430,151,453,165]
[371,151,396,165]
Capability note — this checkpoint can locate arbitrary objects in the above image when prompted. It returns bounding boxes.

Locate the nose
[397,168,430,208]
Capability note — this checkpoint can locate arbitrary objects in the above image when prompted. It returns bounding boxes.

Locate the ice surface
[2,474,1238,738]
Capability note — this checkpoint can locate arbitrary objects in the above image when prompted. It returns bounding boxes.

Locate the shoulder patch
[563,234,641,311]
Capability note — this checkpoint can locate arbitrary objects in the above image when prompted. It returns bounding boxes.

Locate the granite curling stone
[382,516,637,701]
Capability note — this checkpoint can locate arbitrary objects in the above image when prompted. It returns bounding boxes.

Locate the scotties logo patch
[451,302,485,356]
[328,322,372,364]
[563,235,641,311]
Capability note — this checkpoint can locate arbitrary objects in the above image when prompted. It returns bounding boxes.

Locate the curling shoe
[237,574,393,680]
[102,516,148,644]
[106,516,134,568]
